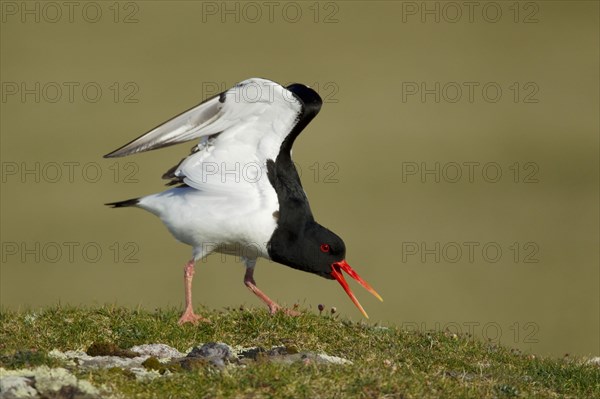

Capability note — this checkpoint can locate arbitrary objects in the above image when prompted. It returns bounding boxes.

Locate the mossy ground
[1,306,598,398]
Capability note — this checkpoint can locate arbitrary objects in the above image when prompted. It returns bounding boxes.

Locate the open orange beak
[330,260,383,318]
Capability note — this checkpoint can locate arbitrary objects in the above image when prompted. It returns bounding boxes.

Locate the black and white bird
[104,78,382,324]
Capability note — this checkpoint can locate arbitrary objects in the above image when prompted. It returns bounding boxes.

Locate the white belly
[137,186,279,260]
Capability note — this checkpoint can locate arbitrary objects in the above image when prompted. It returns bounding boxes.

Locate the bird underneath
[104,78,382,324]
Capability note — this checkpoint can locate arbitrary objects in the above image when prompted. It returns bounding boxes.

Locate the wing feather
[104,94,223,158]
[104,78,311,197]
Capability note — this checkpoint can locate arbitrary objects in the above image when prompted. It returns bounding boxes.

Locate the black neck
[266,84,323,262]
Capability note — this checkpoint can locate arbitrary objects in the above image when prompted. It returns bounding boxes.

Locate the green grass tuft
[1,306,598,398]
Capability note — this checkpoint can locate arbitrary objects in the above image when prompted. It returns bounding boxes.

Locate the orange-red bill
[330,260,383,319]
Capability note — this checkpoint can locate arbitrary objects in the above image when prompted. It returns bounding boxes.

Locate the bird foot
[178,309,210,325]
[269,304,301,317]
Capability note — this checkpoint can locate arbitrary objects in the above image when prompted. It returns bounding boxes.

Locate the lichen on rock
[0,366,103,399]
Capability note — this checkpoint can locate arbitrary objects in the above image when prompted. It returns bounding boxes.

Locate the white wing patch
[106,78,302,198]
[176,80,301,196]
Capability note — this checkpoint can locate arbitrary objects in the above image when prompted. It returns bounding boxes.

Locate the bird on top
[105,78,382,324]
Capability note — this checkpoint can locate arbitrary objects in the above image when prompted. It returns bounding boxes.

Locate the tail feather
[105,198,140,208]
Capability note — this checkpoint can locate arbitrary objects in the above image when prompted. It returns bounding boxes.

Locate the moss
[284,344,299,354]
[86,342,138,358]
[142,356,164,373]
[165,362,183,373]
[178,357,208,371]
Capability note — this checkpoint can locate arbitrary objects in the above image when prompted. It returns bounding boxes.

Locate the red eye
[320,244,330,253]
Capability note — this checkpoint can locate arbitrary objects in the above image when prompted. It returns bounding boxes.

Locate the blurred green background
[1,1,598,357]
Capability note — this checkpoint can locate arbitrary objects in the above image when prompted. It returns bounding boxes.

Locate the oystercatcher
[105,78,382,324]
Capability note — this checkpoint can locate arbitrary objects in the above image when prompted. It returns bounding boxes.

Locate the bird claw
[178,310,210,325]
[269,305,301,317]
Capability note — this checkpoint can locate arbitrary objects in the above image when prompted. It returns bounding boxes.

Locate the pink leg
[178,260,209,325]
[244,266,300,316]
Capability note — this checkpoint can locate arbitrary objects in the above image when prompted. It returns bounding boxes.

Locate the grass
[1,306,598,398]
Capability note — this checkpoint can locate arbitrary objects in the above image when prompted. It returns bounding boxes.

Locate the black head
[268,220,382,318]
[269,221,346,279]
[286,83,323,116]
